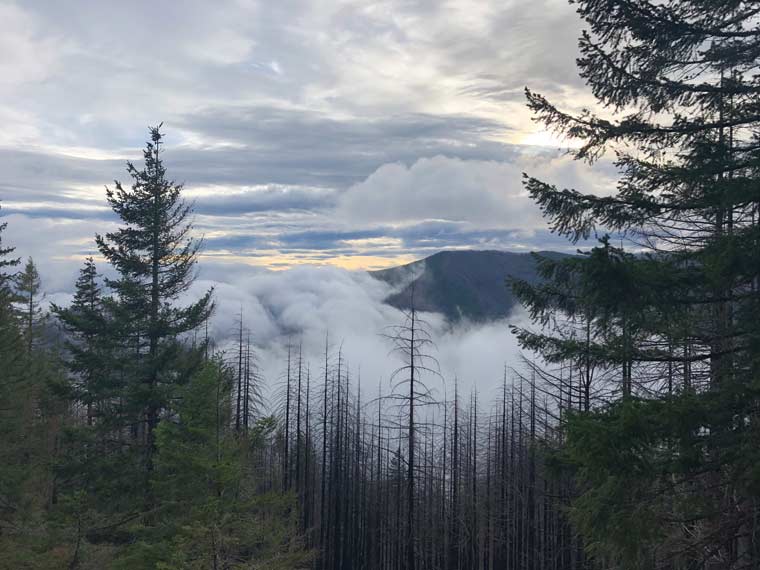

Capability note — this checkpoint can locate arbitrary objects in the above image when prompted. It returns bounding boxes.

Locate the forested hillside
[370,250,570,322]
[2,1,760,569]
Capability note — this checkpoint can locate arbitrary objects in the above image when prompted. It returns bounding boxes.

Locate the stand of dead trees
[262,298,595,570]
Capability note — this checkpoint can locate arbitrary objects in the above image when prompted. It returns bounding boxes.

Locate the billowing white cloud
[338,156,538,227]
[338,152,617,228]
[184,262,530,406]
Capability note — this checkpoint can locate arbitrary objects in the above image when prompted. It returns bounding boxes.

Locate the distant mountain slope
[370,250,569,322]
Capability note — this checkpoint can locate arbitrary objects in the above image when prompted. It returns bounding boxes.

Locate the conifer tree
[117,359,310,569]
[14,257,44,353]
[512,1,760,566]
[0,220,27,527]
[53,257,109,426]
[0,206,24,465]
[0,204,19,307]
[0,219,70,567]
[96,125,213,481]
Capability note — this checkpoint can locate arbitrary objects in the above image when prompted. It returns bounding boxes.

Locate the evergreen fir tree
[116,359,310,570]
[0,215,30,535]
[53,257,110,426]
[0,222,70,568]
[0,203,21,368]
[0,203,20,307]
[95,125,213,482]
[512,1,760,567]
[14,257,44,353]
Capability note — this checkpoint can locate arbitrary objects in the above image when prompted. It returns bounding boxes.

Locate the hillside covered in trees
[2,1,760,569]
[370,250,571,322]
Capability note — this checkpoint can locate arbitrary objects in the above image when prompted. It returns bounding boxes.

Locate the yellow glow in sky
[199,250,418,272]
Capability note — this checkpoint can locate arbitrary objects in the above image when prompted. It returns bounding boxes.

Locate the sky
[0,0,616,396]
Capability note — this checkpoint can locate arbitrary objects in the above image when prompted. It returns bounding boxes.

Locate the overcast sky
[0,0,616,284]
[0,0,621,392]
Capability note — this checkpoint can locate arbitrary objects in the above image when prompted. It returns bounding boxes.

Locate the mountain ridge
[370,249,570,322]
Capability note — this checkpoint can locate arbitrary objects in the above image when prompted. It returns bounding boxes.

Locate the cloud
[337,152,617,228]
[0,0,614,272]
[0,0,588,156]
[184,262,530,405]
[338,155,540,227]
[1,213,114,291]
[0,3,68,91]
[172,107,513,188]
[192,185,338,216]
